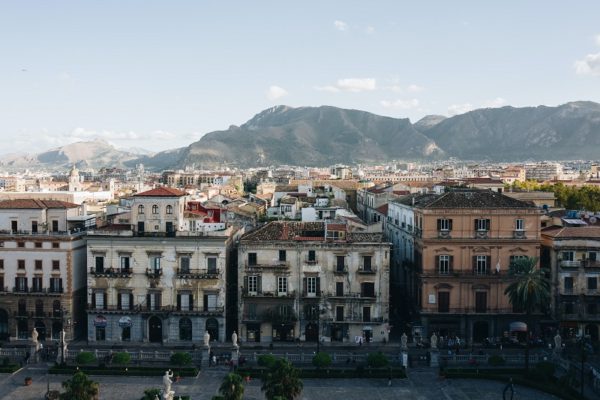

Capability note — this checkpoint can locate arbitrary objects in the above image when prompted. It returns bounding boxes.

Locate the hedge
[49,365,199,377]
[0,365,20,373]
[236,367,406,379]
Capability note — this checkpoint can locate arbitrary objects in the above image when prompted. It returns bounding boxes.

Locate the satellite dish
[590,217,597,224]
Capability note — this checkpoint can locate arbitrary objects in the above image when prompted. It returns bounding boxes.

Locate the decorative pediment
[434,247,454,253]
[472,284,490,290]
[509,247,529,253]
[434,283,453,290]
[472,246,490,253]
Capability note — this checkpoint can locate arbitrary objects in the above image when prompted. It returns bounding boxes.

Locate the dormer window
[152,205,159,214]
[166,205,173,215]
[138,205,144,214]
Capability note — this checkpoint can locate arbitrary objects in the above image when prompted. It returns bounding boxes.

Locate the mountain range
[3,101,600,170]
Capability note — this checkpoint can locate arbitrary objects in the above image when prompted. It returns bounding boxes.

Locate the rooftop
[542,226,600,239]
[134,187,187,197]
[395,189,537,209]
[0,199,79,209]
[241,221,383,243]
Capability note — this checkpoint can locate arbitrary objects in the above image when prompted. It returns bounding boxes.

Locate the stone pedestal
[401,351,408,369]
[201,346,210,369]
[231,346,239,366]
[429,350,439,368]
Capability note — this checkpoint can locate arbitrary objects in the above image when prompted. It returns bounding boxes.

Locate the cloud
[365,26,375,35]
[407,84,424,93]
[266,85,288,101]
[334,20,348,31]
[335,78,376,92]
[380,99,420,110]
[483,97,507,108]
[447,103,474,116]
[596,34,600,46]
[575,52,600,76]
[314,85,340,93]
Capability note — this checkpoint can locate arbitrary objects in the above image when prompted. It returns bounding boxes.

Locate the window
[52,242,59,249]
[248,253,257,266]
[564,276,573,290]
[35,299,44,317]
[308,250,316,262]
[119,292,132,311]
[52,260,60,270]
[361,282,375,297]
[277,277,287,295]
[31,221,38,233]
[51,220,58,232]
[32,277,42,292]
[95,256,104,273]
[17,260,25,269]
[438,292,450,313]
[17,242,24,248]
[587,303,597,315]
[248,276,258,294]
[204,293,217,311]
[336,282,344,297]
[178,292,192,311]
[180,256,190,273]
[362,306,371,322]
[515,219,524,231]
[336,306,344,322]
[96,327,106,341]
[474,255,489,275]
[94,292,106,309]
[18,299,27,316]
[138,205,144,214]
[438,255,451,275]
[565,302,574,314]
[152,205,159,214]
[52,300,62,317]
[11,221,17,232]
[475,291,487,313]
[15,277,27,292]
[509,255,527,267]
[120,256,130,271]
[336,256,345,272]
[50,278,62,293]
[475,218,491,231]
[179,317,192,341]
[0,260,3,269]
[362,256,372,271]
[122,326,131,342]
[35,242,42,248]
[151,256,161,272]
[561,251,574,261]
[590,252,598,262]
[437,218,453,231]
[207,257,217,274]
[588,277,598,290]
[35,260,42,270]
[18,320,28,340]
[166,205,173,215]
[147,292,161,311]
[306,276,317,296]
[278,250,286,262]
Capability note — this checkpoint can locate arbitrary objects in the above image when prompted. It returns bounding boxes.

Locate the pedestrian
[212,354,217,366]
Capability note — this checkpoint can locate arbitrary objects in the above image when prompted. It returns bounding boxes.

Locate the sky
[1,1,600,154]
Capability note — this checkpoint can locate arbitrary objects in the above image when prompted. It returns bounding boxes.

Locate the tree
[218,373,244,400]
[75,352,97,366]
[140,388,161,400]
[504,256,550,371]
[170,352,193,366]
[112,352,131,365]
[60,372,99,400]
[261,358,303,400]
[367,352,389,368]
[312,352,332,369]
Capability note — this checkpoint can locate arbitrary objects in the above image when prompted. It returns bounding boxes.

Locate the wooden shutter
[190,294,194,311]
[437,219,442,230]
[257,276,262,294]
[146,294,151,310]
[472,256,477,274]
[103,293,107,309]
[449,255,454,273]
[117,293,122,310]
[474,219,478,231]
[303,277,307,296]
[316,277,321,295]
[486,256,491,274]
[157,293,161,309]
[177,294,181,311]
[435,255,440,272]
[449,219,453,230]
[59,279,63,292]
[129,293,134,309]
[243,276,248,292]
[91,293,96,308]
[485,219,491,231]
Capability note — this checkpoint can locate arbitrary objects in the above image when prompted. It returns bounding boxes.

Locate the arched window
[152,205,159,214]
[35,299,44,317]
[179,317,192,341]
[52,300,61,318]
[166,205,173,215]
[138,205,144,214]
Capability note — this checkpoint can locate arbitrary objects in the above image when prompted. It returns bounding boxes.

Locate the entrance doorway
[585,324,599,341]
[35,321,46,341]
[148,316,162,343]
[331,324,344,342]
[0,309,8,340]
[305,323,318,342]
[206,318,219,342]
[473,321,489,343]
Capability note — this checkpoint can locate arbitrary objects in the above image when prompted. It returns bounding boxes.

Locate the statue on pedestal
[31,328,39,350]
[430,333,438,350]
[203,331,210,347]
[162,369,175,400]
[554,332,562,354]
[232,331,239,349]
[401,332,408,350]
[56,330,68,364]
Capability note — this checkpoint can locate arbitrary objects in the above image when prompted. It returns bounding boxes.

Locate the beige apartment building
[406,189,541,343]
[238,221,390,344]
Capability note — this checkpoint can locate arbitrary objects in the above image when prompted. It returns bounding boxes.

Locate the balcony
[420,307,519,315]
[327,292,376,301]
[301,290,323,299]
[437,230,451,239]
[90,267,133,278]
[335,315,384,324]
[584,260,600,269]
[474,230,489,239]
[560,260,581,268]
[0,229,86,238]
[86,304,225,315]
[176,268,220,279]
[245,262,289,270]
[12,287,62,295]
[357,267,377,274]
[513,230,527,239]
[333,266,348,275]
[304,258,319,265]
[146,268,163,278]
[241,290,296,299]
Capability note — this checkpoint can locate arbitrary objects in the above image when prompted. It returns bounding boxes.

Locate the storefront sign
[118,316,132,328]
[94,315,107,327]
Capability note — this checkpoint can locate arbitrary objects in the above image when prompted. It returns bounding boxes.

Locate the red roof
[0,199,79,209]
[376,204,389,215]
[134,187,186,197]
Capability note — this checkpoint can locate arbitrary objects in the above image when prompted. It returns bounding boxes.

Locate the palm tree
[218,373,244,400]
[60,371,99,400]
[504,256,550,371]
[261,358,303,400]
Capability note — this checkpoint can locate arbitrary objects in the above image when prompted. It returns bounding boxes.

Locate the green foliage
[257,354,277,369]
[512,180,600,211]
[218,373,245,400]
[49,365,198,377]
[311,352,332,369]
[506,257,550,315]
[487,355,505,366]
[367,352,389,368]
[170,352,193,366]
[75,352,97,366]
[140,388,161,400]
[60,371,99,400]
[211,397,225,400]
[112,352,131,365]
[261,358,303,400]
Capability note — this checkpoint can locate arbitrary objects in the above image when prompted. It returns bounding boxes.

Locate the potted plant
[24,376,32,386]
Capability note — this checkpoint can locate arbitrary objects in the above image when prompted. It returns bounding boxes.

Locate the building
[542,226,600,341]
[238,221,390,344]
[525,162,563,181]
[86,187,238,344]
[405,189,541,343]
[0,199,87,343]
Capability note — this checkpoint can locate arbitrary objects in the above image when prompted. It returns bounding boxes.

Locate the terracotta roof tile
[134,187,186,197]
[0,199,79,209]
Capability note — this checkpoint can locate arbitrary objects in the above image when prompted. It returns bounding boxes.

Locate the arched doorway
[52,321,62,340]
[0,309,8,340]
[473,321,489,343]
[305,323,318,342]
[148,316,163,343]
[585,324,599,342]
[179,318,192,341]
[35,321,46,341]
[206,318,218,342]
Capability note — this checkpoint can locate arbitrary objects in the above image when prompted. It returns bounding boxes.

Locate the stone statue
[56,330,68,364]
[31,327,38,343]
[430,333,438,350]
[162,369,175,399]
[554,332,562,353]
[401,332,408,350]
[232,331,238,348]
[203,331,210,347]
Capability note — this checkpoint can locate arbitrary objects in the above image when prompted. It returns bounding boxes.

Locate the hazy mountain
[418,101,600,161]
[414,115,447,131]
[174,105,444,168]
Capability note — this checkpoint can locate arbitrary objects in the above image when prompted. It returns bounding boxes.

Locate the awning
[94,315,107,328]
[509,321,527,332]
[118,316,132,328]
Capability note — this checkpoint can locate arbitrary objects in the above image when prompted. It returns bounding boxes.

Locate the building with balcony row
[237,221,390,344]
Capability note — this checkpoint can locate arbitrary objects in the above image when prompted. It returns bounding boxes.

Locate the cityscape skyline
[1,1,600,153]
